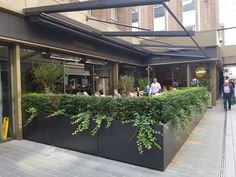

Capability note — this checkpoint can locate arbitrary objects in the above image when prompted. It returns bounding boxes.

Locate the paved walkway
[0,101,230,177]
[223,103,236,177]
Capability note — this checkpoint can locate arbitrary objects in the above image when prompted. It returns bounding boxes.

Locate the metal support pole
[87,17,150,31]
[187,63,191,87]
[172,66,174,87]
[92,65,95,94]
[162,2,209,58]
[24,0,169,15]
[101,31,195,37]
[148,66,150,86]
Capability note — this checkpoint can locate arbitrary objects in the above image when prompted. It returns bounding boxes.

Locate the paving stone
[0,101,228,177]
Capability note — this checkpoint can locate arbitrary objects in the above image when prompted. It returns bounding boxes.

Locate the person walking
[149,78,161,96]
[221,80,234,111]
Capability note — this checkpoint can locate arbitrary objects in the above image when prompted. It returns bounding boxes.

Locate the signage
[2,117,9,140]
[195,67,207,78]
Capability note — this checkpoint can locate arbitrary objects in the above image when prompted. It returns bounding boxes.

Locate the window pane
[0,45,12,141]
[183,0,195,12]
[154,4,165,18]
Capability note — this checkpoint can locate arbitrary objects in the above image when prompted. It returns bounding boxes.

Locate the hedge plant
[22,87,208,154]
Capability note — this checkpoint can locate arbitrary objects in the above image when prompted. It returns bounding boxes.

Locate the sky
[219,0,236,45]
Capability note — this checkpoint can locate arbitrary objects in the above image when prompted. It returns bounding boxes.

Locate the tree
[32,63,64,94]
[119,75,135,94]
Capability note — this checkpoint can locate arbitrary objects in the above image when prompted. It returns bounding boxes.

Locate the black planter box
[23,114,53,145]
[98,121,164,170]
[23,112,203,171]
[23,115,98,155]
[98,112,202,171]
[52,117,98,155]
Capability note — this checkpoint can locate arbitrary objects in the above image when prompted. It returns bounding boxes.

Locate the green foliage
[135,78,148,90]
[32,63,64,93]
[198,79,211,91]
[24,107,37,127]
[22,87,208,154]
[119,75,135,93]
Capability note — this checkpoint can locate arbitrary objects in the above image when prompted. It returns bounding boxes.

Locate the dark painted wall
[0,11,145,65]
[147,47,219,65]
[0,11,219,66]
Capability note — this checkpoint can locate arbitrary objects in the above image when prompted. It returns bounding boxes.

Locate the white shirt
[149,82,161,95]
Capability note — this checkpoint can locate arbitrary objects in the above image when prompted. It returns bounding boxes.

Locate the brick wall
[167,0,183,31]
[117,8,132,31]
[91,9,111,21]
[139,5,154,30]
[88,0,219,32]
[198,0,219,31]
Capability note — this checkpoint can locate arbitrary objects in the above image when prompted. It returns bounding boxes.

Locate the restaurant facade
[0,0,222,142]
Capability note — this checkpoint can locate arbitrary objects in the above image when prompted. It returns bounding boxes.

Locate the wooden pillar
[187,63,191,87]
[211,62,217,106]
[114,63,119,90]
[11,44,22,140]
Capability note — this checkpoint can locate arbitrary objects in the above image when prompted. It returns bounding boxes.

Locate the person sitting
[82,91,89,96]
[172,81,179,89]
[94,91,100,97]
[143,84,150,96]
[135,87,141,97]
[191,78,199,86]
[162,86,168,93]
[114,89,122,99]
[99,89,105,97]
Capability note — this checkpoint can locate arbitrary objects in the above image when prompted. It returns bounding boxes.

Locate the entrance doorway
[0,45,12,142]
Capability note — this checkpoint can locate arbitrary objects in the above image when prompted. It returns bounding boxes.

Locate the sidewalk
[0,102,227,177]
[223,103,236,177]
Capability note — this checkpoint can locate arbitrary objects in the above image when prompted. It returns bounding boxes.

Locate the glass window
[131,7,139,31]
[20,47,94,95]
[183,0,196,12]
[111,8,118,22]
[153,5,166,31]
[131,7,139,23]
[0,45,12,141]
[154,4,165,18]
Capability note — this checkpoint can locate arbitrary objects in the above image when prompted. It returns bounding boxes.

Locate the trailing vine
[22,87,208,154]
[122,113,162,154]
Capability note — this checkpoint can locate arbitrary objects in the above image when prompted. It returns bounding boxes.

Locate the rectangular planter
[52,117,98,155]
[98,112,203,171]
[23,112,204,171]
[23,113,53,145]
[23,115,98,155]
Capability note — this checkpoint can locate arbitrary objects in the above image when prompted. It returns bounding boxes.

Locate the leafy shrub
[22,87,208,154]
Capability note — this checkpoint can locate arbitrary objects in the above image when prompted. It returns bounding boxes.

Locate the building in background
[219,0,236,45]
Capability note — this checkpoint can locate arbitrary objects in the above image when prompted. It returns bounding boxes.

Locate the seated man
[114,89,122,99]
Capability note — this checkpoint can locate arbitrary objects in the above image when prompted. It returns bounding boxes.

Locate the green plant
[198,79,211,91]
[32,63,64,93]
[22,87,208,154]
[119,75,135,93]
[135,78,149,90]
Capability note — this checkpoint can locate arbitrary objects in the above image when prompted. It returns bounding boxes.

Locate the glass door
[0,45,12,142]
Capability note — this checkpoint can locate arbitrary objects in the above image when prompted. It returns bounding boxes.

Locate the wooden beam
[114,63,119,90]
[11,44,23,140]
[187,63,191,87]
[211,62,217,106]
